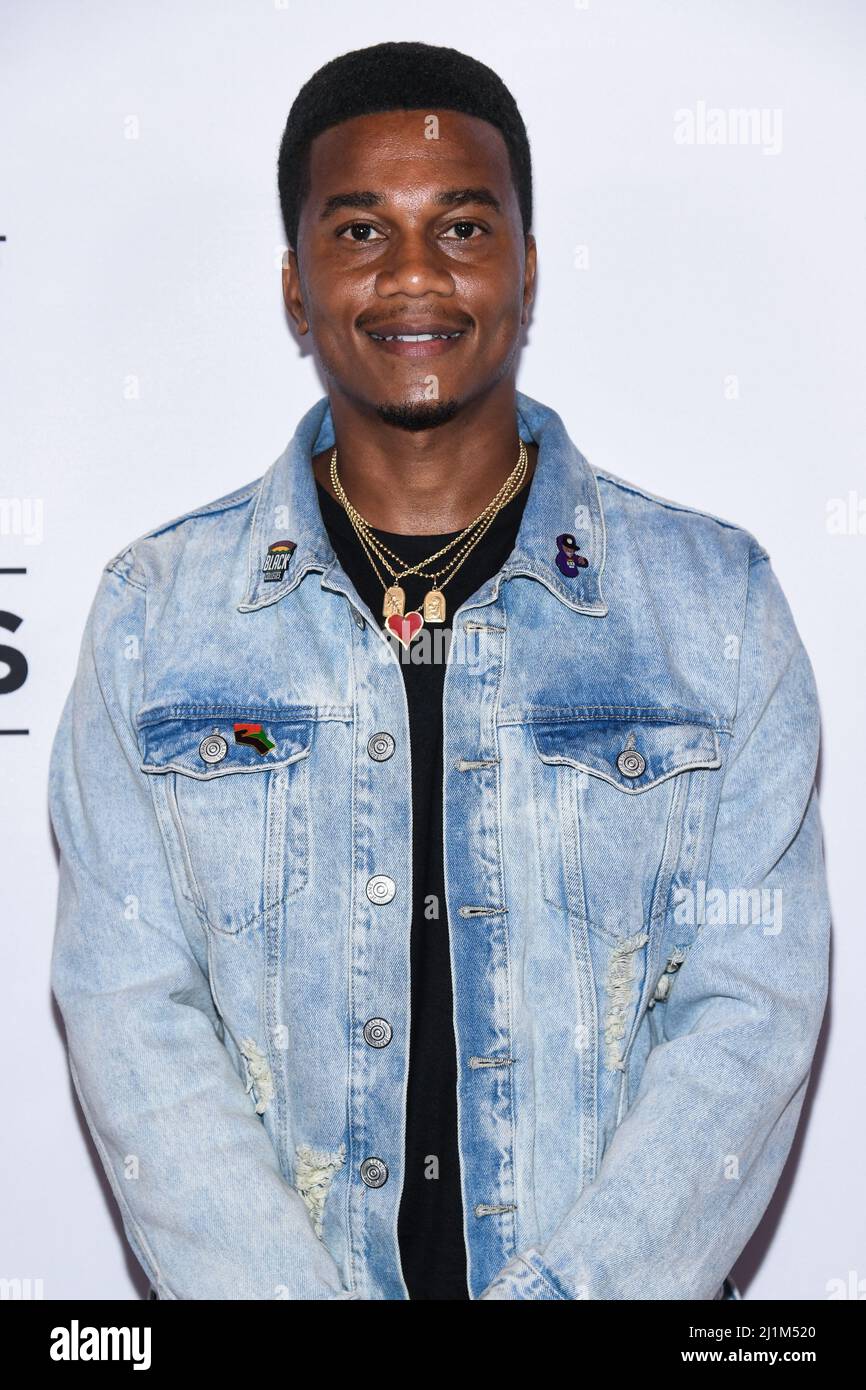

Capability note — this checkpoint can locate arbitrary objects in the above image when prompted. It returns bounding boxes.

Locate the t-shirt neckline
[314,472,531,546]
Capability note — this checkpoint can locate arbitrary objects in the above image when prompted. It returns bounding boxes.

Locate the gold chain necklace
[330,441,526,591]
[329,439,527,645]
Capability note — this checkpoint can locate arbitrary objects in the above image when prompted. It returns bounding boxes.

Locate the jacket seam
[66,1052,171,1298]
[105,556,147,593]
[523,1250,572,1299]
[499,706,727,728]
[731,546,762,730]
[594,468,764,540]
[107,481,262,567]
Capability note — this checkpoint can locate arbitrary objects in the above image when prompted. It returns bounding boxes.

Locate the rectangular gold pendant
[423,589,446,623]
[383,585,405,618]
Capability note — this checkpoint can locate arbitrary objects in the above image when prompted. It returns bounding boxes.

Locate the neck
[312,382,537,534]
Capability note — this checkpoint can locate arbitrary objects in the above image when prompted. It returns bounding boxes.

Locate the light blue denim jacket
[48,390,830,1300]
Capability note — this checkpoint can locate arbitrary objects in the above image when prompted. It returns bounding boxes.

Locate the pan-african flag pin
[233,722,276,756]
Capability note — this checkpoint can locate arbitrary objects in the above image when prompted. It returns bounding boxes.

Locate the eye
[441,220,486,240]
[336,219,488,244]
[337,222,386,243]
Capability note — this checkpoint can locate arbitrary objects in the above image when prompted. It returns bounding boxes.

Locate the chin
[373,396,462,432]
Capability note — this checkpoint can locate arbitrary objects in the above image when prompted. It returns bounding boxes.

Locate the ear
[522,233,537,323]
[282,248,308,334]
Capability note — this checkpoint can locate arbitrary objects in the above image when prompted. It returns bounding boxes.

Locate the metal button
[366,874,396,905]
[360,1156,388,1188]
[363,1018,392,1048]
[199,732,228,765]
[353,610,366,629]
[616,748,646,778]
[367,732,395,762]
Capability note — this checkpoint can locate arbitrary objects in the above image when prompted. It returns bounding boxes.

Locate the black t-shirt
[315,469,531,1300]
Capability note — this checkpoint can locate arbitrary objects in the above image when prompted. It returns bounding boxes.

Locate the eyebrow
[317,186,503,221]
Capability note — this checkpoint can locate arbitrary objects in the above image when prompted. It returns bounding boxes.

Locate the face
[282,109,536,426]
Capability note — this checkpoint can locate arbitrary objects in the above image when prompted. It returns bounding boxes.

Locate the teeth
[369,332,461,341]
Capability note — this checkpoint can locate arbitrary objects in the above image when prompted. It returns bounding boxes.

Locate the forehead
[306,108,512,193]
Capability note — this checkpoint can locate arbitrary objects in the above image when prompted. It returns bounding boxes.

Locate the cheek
[304,307,358,365]
[479,299,527,356]
[472,275,526,336]
[301,261,353,321]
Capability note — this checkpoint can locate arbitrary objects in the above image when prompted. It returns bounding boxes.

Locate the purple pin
[554,532,589,577]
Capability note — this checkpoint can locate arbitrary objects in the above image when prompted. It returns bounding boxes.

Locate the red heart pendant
[386,610,424,647]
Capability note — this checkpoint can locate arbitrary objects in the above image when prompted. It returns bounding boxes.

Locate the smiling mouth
[363,329,467,358]
[367,331,464,342]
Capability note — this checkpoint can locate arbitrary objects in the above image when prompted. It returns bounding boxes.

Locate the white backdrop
[2,0,863,1300]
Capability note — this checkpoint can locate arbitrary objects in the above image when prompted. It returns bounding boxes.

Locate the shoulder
[101,475,264,589]
[591,463,769,568]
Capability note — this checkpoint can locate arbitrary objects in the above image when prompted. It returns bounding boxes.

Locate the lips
[363,322,468,359]
[364,321,467,340]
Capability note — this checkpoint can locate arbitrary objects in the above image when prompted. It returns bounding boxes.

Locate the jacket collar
[238,389,607,616]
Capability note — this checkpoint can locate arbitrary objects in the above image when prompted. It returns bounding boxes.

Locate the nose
[374,229,455,298]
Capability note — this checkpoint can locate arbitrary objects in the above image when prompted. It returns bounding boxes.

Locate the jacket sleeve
[49,560,357,1300]
[478,544,831,1299]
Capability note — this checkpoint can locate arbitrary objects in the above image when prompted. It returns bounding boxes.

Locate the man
[49,41,830,1301]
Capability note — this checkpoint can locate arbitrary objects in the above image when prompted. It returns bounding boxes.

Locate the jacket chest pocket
[528,718,722,944]
[138,710,315,934]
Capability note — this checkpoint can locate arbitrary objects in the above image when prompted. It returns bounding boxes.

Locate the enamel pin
[262,540,297,583]
[386,611,424,648]
[554,532,589,577]
[233,722,276,755]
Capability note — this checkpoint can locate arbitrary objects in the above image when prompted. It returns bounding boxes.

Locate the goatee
[374,397,461,432]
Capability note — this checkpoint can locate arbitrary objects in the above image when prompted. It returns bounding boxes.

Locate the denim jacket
[48,390,830,1300]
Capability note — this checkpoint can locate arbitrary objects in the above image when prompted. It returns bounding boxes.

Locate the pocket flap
[137,710,315,777]
[530,719,721,792]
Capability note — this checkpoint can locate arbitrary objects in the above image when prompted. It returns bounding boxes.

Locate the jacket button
[367,732,395,761]
[616,748,646,778]
[353,610,366,629]
[366,875,396,905]
[363,1018,392,1048]
[360,1156,388,1188]
[199,732,228,765]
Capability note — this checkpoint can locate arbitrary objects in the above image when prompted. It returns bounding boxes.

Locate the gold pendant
[423,588,446,623]
[383,584,405,618]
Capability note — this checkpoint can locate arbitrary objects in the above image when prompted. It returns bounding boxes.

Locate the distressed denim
[49,390,830,1300]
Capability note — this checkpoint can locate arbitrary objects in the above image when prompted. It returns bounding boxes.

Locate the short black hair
[277,41,532,253]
